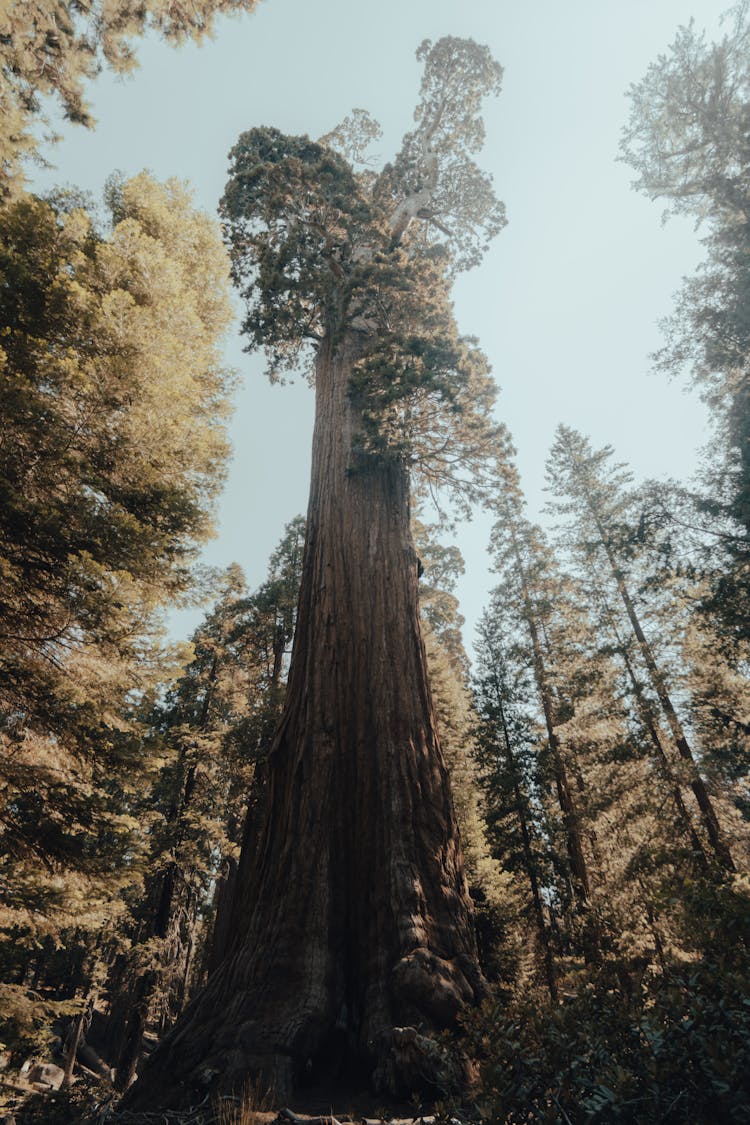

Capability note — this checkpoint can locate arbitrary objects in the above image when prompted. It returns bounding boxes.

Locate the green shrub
[460,950,750,1123]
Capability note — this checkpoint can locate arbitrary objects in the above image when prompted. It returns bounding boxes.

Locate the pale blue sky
[30,0,728,653]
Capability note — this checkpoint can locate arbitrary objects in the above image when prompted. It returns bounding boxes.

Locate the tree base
[122,984,476,1112]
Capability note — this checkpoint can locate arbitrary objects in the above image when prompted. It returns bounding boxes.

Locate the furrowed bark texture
[124,334,482,1109]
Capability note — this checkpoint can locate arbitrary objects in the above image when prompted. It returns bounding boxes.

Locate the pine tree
[488,480,602,961]
[472,608,560,1001]
[620,1,750,647]
[413,518,469,676]
[585,577,711,873]
[546,426,736,871]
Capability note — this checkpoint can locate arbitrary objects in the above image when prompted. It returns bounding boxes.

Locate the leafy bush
[0,983,79,1060]
[460,949,750,1123]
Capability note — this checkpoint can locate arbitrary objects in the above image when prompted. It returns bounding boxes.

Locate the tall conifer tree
[546,426,736,871]
[487,475,601,958]
[127,38,506,1106]
[621,2,750,646]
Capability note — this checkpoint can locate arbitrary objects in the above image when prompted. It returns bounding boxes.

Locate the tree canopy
[1,8,749,1123]
[0,0,262,192]
[220,37,507,510]
[621,1,750,644]
[621,1,750,222]
[0,173,235,1029]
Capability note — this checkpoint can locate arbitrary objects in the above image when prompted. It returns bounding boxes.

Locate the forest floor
[2,1067,442,1125]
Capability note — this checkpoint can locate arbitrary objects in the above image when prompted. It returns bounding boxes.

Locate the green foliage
[0,983,78,1058]
[461,890,750,1123]
[476,449,750,1010]
[221,127,374,373]
[466,431,749,1120]
[381,36,506,273]
[349,290,502,510]
[319,108,383,169]
[483,476,614,949]
[545,425,746,873]
[414,518,466,671]
[621,3,750,221]
[621,2,750,647]
[0,172,233,749]
[220,39,506,508]
[472,604,563,992]
[0,174,234,1043]
[0,0,262,193]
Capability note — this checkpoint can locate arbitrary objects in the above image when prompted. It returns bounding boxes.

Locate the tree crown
[620,2,750,223]
[220,37,506,507]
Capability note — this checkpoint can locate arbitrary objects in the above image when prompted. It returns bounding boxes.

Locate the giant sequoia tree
[127,38,505,1107]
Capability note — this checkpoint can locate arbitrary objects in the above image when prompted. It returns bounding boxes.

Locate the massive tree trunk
[124,332,483,1110]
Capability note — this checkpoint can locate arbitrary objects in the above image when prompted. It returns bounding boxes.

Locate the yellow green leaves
[0,174,235,964]
[0,0,263,193]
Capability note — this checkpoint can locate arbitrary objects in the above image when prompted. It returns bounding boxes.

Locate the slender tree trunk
[492,680,558,1002]
[124,332,482,1110]
[603,607,710,869]
[507,530,594,912]
[594,524,735,872]
[114,972,156,1090]
[62,1001,88,1088]
[502,525,601,964]
[536,617,604,886]
[177,931,195,1014]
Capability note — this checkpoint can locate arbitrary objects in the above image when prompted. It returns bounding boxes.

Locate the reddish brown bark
[124,334,482,1109]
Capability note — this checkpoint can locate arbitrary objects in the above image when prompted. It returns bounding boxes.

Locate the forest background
[2,0,749,1121]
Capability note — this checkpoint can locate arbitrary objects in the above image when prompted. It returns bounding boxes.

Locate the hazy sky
[30,0,729,653]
